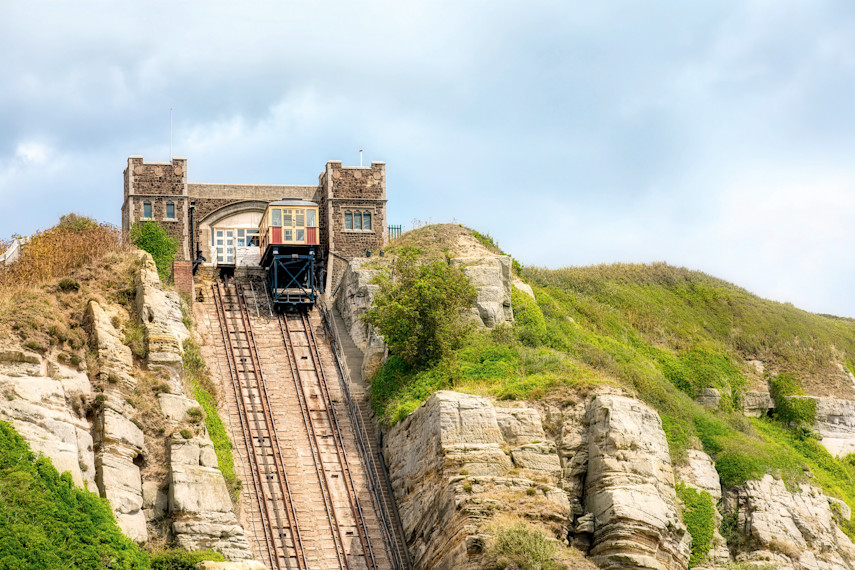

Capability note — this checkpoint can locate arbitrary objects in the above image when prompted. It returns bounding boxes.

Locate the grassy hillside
[370,225,855,542]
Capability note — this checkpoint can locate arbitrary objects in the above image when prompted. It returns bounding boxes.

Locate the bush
[58,278,80,292]
[364,248,476,368]
[770,373,817,428]
[150,549,224,569]
[0,420,149,569]
[129,221,178,282]
[676,483,716,567]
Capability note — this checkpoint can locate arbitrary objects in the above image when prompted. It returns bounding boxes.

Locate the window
[237,229,245,246]
[143,202,152,219]
[272,209,281,227]
[283,210,292,228]
[247,229,260,247]
[344,210,374,232]
[284,229,293,241]
[297,229,305,242]
[307,209,317,227]
[296,210,304,227]
[166,203,175,219]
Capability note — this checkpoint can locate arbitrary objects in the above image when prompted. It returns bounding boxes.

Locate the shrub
[364,248,476,368]
[58,278,80,292]
[129,221,178,282]
[488,522,562,570]
[150,549,224,569]
[770,373,817,428]
[0,420,149,568]
[676,483,715,567]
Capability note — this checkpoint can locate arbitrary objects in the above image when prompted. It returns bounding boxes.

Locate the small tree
[364,248,476,369]
[130,220,178,282]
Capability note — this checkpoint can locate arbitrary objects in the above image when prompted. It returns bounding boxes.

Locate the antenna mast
[359,149,363,167]
[170,108,173,159]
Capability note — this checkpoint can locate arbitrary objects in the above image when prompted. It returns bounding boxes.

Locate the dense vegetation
[0,420,149,569]
[676,483,715,567]
[369,225,855,546]
[364,247,476,368]
[129,221,178,281]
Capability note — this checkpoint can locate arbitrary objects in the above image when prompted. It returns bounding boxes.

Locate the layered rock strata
[384,390,691,570]
[585,396,691,570]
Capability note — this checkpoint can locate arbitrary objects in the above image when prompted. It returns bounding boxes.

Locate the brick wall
[171,260,194,298]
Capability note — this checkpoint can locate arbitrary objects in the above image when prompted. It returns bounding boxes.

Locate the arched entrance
[199,201,268,268]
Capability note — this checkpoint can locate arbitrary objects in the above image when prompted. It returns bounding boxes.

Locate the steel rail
[300,310,378,570]
[234,284,308,570]
[317,299,411,569]
[278,311,350,570]
[212,283,280,569]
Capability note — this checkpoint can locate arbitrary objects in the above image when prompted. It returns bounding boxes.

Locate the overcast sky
[2,1,854,317]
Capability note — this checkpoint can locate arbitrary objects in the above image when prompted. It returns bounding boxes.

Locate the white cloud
[15,142,50,165]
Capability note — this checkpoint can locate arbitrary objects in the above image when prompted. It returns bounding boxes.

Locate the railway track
[213,282,307,570]
[208,281,405,569]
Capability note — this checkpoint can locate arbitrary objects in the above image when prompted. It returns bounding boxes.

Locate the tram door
[214,229,235,266]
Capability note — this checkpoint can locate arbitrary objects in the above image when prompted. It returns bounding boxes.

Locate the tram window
[344,212,353,230]
[284,229,293,241]
[307,209,316,227]
[296,211,304,227]
[364,212,371,230]
[283,209,292,227]
[297,229,305,242]
[272,209,281,227]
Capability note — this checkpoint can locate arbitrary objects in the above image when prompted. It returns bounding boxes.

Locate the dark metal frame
[267,248,316,306]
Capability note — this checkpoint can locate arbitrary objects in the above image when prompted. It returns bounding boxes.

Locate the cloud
[1,1,854,316]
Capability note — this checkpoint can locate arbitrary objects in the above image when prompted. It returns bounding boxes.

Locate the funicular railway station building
[120,156,387,295]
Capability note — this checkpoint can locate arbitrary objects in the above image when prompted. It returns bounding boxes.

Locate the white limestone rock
[495,406,546,446]
[135,250,190,391]
[451,255,513,328]
[724,474,855,569]
[585,395,691,570]
[793,396,855,457]
[744,390,773,418]
[0,350,96,489]
[167,437,253,560]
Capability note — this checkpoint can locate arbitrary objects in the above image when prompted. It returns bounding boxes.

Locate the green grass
[368,226,855,535]
[676,483,715,568]
[182,340,240,501]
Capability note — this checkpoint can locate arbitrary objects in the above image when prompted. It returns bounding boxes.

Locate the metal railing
[317,297,412,570]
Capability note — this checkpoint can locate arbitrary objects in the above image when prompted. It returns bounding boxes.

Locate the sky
[1,1,854,317]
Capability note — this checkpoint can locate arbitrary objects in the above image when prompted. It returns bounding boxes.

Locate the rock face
[450,255,513,328]
[335,259,387,380]
[385,391,569,569]
[796,396,855,457]
[135,251,190,391]
[0,349,95,489]
[743,390,773,418]
[724,474,855,569]
[87,299,149,542]
[168,436,252,559]
[585,396,691,570]
[384,391,692,570]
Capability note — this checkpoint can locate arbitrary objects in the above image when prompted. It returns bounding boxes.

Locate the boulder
[585,395,691,570]
[695,388,722,409]
[451,255,513,328]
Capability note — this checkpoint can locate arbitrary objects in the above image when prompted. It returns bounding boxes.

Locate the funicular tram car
[258,198,320,308]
